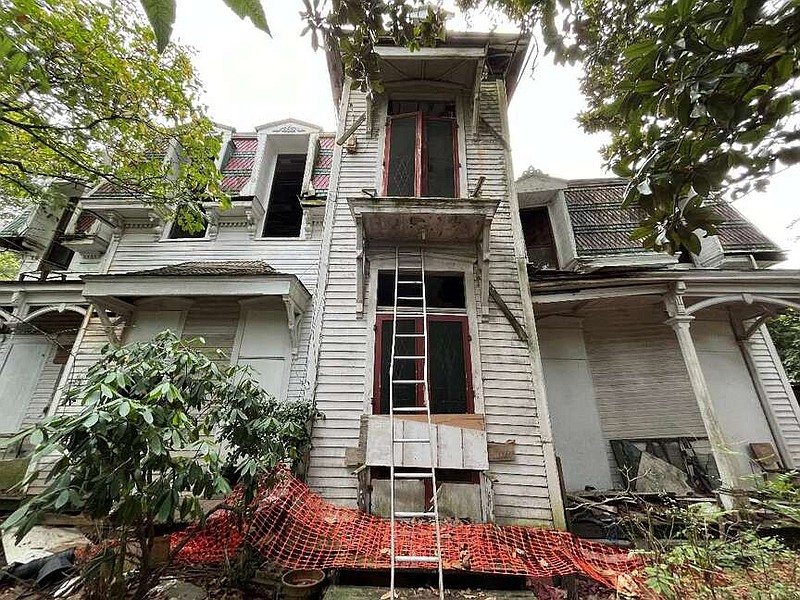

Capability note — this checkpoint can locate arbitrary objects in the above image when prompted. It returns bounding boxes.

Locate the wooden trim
[392,413,485,431]
[373,313,474,415]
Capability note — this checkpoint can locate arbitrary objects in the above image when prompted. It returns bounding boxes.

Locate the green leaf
[141,0,177,53]
[221,0,270,35]
[55,489,70,510]
[29,428,44,446]
[142,409,154,425]
[119,401,130,417]
[83,413,99,428]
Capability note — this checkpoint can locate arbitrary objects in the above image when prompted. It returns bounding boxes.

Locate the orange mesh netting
[172,470,641,590]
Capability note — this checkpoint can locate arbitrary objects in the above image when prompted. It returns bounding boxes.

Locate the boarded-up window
[520,207,558,269]
[0,339,50,433]
[236,309,291,400]
[125,310,185,343]
[384,101,458,198]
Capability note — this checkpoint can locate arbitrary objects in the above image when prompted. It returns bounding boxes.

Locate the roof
[221,135,258,194]
[309,134,335,197]
[559,178,783,258]
[123,261,280,277]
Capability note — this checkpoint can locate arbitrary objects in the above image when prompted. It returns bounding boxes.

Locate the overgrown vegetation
[768,309,800,386]
[0,250,19,280]
[631,473,800,599]
[0,331,320,600]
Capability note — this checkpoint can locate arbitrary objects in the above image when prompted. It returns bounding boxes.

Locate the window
[373,272,473,415]
[262,154,305,237]
[167,205,208,239]
[520,207,558,269]
[384,101,459,198]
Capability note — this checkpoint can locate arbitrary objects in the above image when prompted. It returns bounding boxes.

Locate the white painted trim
[366,253,485,416]
[760,324,800,467]
[455,93,469,198]
[375,46,485,60]
[498,79,566,528]
[23,305,87,322]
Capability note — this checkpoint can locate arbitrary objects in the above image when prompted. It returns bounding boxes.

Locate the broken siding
[745,326,800,468]
[307,86,370,505]
[471,82,552,524]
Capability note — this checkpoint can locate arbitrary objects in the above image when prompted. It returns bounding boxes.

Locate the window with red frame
[383,101,459,198]
[374,272,473,415]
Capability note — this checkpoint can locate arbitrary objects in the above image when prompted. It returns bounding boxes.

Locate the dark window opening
[168,203,207,240]
[168,220,207,240]
[520,207,558,269]
[374,314,473,415]
[377,272,465,309]
[40,199,77,272]
[371,467,479,483]
[263,154,306,237]
[384,101,458,198]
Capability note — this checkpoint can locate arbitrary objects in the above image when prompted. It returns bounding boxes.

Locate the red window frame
[372,313,474,415]
[383,112,460,198]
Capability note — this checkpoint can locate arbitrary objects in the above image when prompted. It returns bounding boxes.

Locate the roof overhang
[530,269,800,313]
[82,273,311,316]
[326,31,529,108]
[348,196,498,243]
[0,280,86,309]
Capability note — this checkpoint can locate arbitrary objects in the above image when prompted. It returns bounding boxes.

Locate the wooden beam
[336,112,365,146]
[479,116,510,150]
[489,283,528,343]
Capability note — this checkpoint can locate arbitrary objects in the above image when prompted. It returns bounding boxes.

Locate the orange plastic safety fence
[172,470,641,590]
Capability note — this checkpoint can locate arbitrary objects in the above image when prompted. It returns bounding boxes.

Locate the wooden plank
[393,413,485,431]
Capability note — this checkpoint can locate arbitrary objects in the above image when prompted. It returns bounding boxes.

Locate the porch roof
[530,268,800,308]
[81,260,310,315]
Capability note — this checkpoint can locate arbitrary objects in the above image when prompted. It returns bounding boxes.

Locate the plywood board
[365,415,489,469]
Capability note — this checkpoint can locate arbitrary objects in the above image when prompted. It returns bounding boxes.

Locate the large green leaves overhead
[141,0,176,52]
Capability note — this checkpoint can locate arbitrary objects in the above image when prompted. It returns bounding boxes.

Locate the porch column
[665,314,741,498]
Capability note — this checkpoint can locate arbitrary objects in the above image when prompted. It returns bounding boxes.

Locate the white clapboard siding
[471,82,552,524]
[27,317,114,495]
[307,81,556,524]
[108,225,321,291]
[744,326,800,468]
[306,86,369,505]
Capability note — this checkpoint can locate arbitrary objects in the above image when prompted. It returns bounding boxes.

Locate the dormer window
[521,207,558,269]
[384,101,458,198]
[167,206,207,240]
[262,154,305,237]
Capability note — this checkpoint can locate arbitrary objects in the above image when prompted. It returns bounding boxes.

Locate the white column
[666,314,741,499]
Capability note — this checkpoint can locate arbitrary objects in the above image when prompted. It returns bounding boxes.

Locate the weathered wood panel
[744,326,800,468]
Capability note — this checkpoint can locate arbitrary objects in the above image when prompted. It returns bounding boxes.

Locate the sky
[172,0,800,266]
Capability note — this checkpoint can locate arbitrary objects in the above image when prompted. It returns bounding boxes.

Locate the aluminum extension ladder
[388,247,445,599]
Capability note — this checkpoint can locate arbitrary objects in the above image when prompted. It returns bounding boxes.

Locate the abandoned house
[2,29,800,537]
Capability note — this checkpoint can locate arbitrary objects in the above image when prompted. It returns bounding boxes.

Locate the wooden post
[665,314,740,505]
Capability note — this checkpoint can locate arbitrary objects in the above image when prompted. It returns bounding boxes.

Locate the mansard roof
[220,134,258,194]
[562,178,782,258]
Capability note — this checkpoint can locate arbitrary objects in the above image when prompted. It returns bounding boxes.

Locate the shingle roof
[562,179,782,256]
[309,134,334,197]
[221,135,258,193]
[126,260,280,277]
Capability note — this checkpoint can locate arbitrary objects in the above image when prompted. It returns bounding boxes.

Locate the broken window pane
[263,154,305,237]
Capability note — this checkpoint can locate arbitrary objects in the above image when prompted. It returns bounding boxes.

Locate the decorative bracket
[479,216,491,317]
[91,302,122,346]
[283,295,304,354]
[354,213,365,315]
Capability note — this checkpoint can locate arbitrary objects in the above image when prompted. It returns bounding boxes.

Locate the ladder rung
[395,511,436,519]
[395,333,424,338]
[397,296,424,301]
[398,280,423,284]
[394,471,434,479]
[392,406,428,413]
[394,438,430,444]
[395,555,439,563]
[394,314,425,318]
[394,355,424,360]
[393,379,425,384]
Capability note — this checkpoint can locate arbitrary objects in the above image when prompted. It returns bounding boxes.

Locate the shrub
[1,331,320,599]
